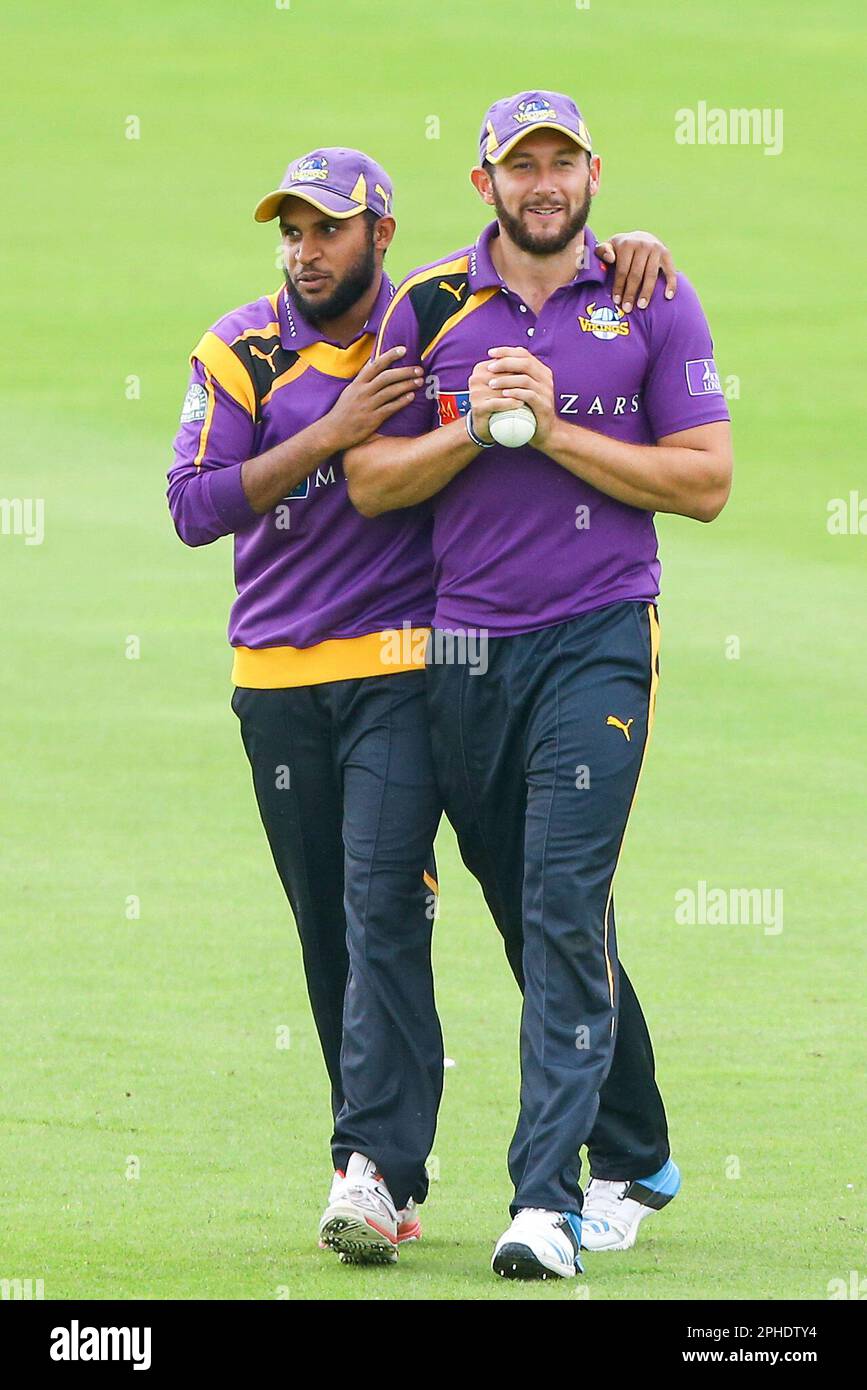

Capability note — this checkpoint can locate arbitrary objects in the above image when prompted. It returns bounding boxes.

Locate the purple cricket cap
[479,90,592,165]
[253,147,393,223]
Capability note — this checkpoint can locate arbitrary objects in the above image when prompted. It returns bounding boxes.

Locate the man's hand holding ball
[467,347,558,451]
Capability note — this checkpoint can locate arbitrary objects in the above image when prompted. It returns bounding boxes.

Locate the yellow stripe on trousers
[602,604,661,1022]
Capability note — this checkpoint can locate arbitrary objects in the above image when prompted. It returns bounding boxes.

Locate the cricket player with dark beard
[345,93,733,1279]
[168,143,685,1266]
[169,150,442,1262]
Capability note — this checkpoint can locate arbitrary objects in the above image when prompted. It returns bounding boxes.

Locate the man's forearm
[541,418,732,522]
[241,417,339,514]
[344,419,480,516]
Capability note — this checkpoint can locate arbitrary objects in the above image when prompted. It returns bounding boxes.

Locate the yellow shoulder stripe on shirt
[374,255,470,357]
[191,331,256,418]
[421,286,500,359]
[231,321,280,344]
[193,368,217,470]
[297,335,375,380]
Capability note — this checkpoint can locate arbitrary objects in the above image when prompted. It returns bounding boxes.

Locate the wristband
[465,409,493,448]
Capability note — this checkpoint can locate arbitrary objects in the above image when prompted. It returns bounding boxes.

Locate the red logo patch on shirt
[436,391,471,426]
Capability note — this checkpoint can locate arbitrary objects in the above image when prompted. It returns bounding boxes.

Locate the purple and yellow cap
[479,90,592,165]
[253,147,393,223]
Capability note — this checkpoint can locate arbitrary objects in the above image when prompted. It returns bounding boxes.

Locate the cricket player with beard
[345,92,733,1279]
[168,142,686,1266]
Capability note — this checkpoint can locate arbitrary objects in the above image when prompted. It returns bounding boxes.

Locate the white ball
[489,405,537,448]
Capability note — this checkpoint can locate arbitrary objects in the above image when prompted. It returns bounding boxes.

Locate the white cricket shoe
[318,1153,399,1264]
[581,1158,681,1251]
[319,1171,422,1247]
[491,1208,584,1280]
[317,1170,347,1249]
[396,1195,422,1244]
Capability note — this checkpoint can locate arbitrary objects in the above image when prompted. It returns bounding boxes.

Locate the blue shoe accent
[565,1211,583,1254]
[626,1158,681,1211]
[492,1212,584,1279]
[561,1217,583,1273]
[639,1158,681,1196]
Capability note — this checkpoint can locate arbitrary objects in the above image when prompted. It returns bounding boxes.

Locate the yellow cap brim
[486,123,592,164]
[253,187,367,223]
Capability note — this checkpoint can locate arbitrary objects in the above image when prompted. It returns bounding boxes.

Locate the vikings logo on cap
[479,90,593,164]
[291,154,329,183]
[254,147,394,223]
[514,97,559,126]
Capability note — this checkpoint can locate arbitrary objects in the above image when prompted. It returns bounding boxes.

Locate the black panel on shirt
[407,266,472,356]
[231,335,300,419]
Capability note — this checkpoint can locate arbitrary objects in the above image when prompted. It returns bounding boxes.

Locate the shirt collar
[278,270,394,350]
[466,220,607,293]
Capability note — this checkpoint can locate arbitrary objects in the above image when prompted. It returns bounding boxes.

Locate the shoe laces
[339,1177,396,1222]
[584,1179,630,1224]
[513,1207,565,1230]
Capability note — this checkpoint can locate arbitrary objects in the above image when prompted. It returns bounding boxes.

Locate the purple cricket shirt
[374,222,730,635]
[168,274,436,685]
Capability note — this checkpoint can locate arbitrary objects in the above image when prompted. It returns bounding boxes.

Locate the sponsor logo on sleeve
[685,358,722,396]
[435,390,471,426]
[180,382,208,423]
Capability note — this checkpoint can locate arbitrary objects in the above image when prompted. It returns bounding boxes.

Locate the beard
[284,233,377,329]
[491,180,592,256]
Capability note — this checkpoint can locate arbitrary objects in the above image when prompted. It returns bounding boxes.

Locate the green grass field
[1,0,864,1300]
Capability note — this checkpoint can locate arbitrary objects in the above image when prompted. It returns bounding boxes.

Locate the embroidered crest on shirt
[578,302,631,340]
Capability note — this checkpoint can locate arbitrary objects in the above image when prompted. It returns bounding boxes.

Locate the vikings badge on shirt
[578,302,631,341]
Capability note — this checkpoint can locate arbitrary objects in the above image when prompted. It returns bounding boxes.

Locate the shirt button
[527,327,535,337]
[519,304,527,313]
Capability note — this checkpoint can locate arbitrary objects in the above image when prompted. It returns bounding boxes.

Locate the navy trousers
[232,670,443,1208]
[425,601,670,1214]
